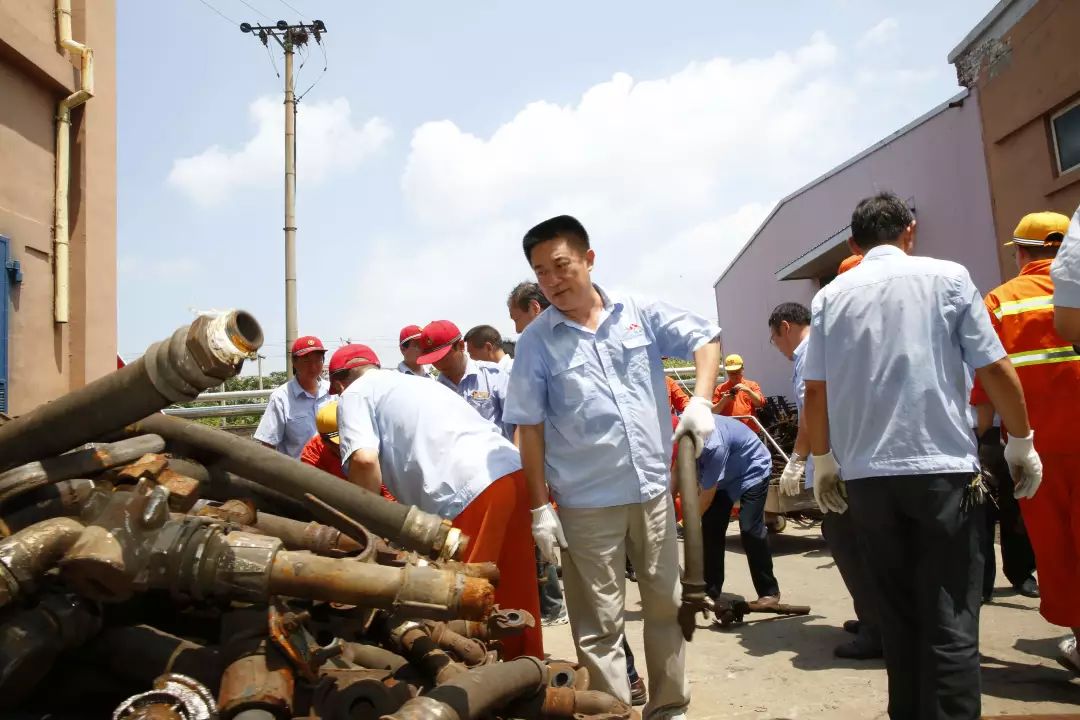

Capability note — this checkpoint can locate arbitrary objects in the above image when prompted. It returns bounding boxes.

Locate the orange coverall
[971,259,1080,627]
[713,378,763,431]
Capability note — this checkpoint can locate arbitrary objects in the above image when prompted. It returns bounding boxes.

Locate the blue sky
[117,0,993,371]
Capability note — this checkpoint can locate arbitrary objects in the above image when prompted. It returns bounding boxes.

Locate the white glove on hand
[779,453,806,496]
[674,396,714,458]
[812,451,848,514]
[531,503,568,565]
[1003,431,1043,500]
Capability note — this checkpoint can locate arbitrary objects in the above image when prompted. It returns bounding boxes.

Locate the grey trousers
[559,494,690,720]
[847,474,983,720]
[821,508,881,647]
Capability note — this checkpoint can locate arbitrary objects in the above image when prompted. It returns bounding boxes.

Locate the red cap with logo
[416,320,462,365]
[399,325,423,346]
[329,344,381,374]
[291,335,326,357]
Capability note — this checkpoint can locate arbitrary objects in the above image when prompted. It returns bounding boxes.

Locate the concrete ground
[540,518,1080,719]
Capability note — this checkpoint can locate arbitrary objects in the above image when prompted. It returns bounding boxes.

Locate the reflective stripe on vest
[1008,345,1080,368]
[992,295,1054,320]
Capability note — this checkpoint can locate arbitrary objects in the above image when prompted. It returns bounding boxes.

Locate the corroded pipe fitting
[0,517,85,609]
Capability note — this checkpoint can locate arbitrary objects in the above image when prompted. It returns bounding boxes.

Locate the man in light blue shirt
[504,215,720,720]
[416,320,515,440]
[1051,204,1080,342]
[253,335,332,458]
[769,301,881,659]
[802,192,1041,720]
[690,415,778,605]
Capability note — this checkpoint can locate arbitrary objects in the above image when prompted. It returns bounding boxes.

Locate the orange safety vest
[971,259,1080,452]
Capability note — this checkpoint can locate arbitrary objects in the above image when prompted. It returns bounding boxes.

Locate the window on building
[1051,98,1080,175]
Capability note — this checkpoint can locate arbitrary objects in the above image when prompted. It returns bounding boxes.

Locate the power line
[235,0,271,20]
[275,0,303,16]
[194,0,237,25]
[296,35,328,102]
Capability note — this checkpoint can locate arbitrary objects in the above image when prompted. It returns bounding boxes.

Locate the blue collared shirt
[437,359,514,439]
[397,362,430,377]
[698,415,772,501]
[253,376,333,458]
[337,369,522,519]
[503,284,721,509]
[803,244,1005,481]
[790,334,814,488]
[1051,206,1080,308]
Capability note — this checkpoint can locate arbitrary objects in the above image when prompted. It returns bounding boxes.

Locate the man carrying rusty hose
[330,344,543,660]
[504,215,721,720]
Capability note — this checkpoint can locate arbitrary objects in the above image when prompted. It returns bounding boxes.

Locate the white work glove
[674,396,714,457]
[1003,431,1043,500]
[779,453,806,497]
[531,503,568,564]
[812,451,848,514]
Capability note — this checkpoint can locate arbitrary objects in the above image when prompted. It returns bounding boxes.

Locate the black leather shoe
[843,619,860,635]
[834,640,884,660]
[1014,578,1040,598]
[629,677,647,706]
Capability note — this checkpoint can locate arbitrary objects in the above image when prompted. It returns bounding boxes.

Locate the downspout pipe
[0,310,262,472]
[54,0,95,324]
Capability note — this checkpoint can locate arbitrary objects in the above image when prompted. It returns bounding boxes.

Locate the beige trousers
[559,493,690,720]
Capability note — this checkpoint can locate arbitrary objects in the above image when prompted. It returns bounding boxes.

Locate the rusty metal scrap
[0,315,633,720]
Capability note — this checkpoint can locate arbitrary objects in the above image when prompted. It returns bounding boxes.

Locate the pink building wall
[712,89,999,398]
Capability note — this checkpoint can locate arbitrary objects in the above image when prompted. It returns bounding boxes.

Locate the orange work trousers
[1019,452,1080,627]
[452,470,543,659]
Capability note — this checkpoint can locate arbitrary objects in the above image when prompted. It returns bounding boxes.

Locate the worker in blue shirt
[504,215,721,720]
[416,319,515,440]
[770,301,882,659]
[803,192,1042,720]
[253,335,332,458]
[682,414,779,606]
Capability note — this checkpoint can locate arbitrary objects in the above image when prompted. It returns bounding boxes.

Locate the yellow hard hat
[316,401,339,444]
[724,354,744,372]
[1006,211,1070,247]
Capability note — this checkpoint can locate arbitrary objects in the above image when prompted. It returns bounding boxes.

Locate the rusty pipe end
[223,310,264,356]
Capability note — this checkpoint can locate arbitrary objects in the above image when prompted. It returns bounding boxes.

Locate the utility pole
[240,19,327,375]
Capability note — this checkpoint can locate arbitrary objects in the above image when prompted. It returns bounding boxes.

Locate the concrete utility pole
[240,19,327,375]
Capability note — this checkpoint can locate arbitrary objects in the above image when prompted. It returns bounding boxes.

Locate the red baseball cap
[416,320,462,364]
[399,325,423,346]
[329,344,381,374]
[291,335,326,357]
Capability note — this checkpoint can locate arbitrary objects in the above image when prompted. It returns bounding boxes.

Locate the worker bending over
[331,344,542,659]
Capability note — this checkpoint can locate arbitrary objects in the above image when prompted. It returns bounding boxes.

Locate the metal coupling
[210,531,282,601]
[0,517,85,609]
[381,695,461,720]
[401,507,464,561]
[113,673,219,720]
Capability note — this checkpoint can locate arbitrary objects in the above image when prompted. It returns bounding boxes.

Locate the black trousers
[979,441,1036,594]
[821,508,881,645]
[847,474,983,720]
[701,479,780,599]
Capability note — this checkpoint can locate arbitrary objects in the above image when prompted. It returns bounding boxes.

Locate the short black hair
[768,302,811,330]
[464,324,502,347]
[522,215,590,263]
[850,192,914,250]
[507,281,550,312]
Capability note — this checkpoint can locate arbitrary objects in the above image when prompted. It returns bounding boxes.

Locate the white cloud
[168,97,391,206]
[857,17,899,50]
[334,32,948,358]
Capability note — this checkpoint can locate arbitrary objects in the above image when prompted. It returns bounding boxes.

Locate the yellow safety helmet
[316,401,339,444]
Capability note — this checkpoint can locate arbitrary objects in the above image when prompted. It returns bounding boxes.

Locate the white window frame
[1050,96,1080,176]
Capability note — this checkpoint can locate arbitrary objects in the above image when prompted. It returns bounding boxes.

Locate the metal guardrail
[164,403,269,419]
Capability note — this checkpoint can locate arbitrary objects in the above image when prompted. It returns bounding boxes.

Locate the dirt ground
[540,519,1080,719]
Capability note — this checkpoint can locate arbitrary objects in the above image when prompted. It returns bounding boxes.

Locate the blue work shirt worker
[503,214,721,720]
[692,415,779,603]
[417,320,515,440]
[1051,205,1080,342]
[802,192,1039,720]
[253,335,332,459]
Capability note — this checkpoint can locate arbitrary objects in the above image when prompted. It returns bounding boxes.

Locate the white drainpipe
[54,0,94,323]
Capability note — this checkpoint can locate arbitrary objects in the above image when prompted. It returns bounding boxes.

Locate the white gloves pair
[1003,431,1042,499]
[779,453,806,496]
[811,451,847,514]
[674,396,714,457]
[531,503,567,564]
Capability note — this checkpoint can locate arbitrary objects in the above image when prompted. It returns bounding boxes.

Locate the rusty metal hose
[507,686,635,719]
[0,517,85,609]
[675,435,710,641]
[129,413,465,560]
[382,655,548,720]
[0,310,262,473]
[0,478,97,535]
